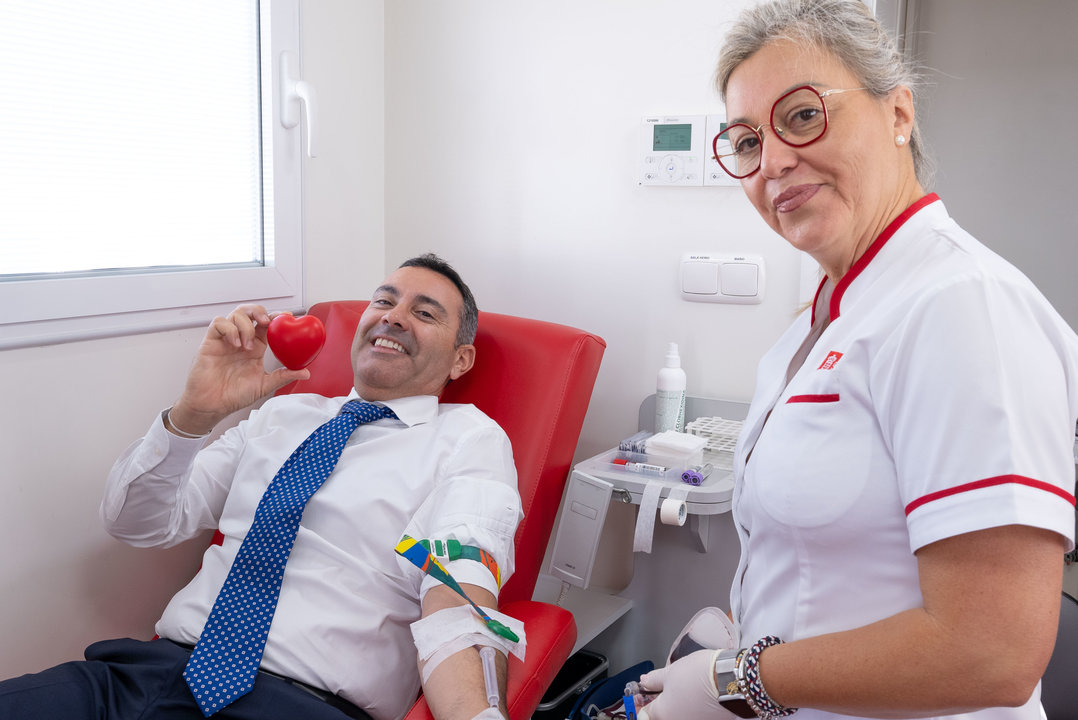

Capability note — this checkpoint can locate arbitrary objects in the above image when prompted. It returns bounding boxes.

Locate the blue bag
[566,659,654,720]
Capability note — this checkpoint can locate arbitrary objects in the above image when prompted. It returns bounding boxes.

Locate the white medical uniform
[730,195,1078,720]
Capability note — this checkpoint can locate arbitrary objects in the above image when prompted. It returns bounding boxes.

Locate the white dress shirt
[730,196,1078,720]
[101,390,521,720]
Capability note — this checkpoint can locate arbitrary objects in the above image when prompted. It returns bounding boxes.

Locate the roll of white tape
[633,480,663,553]
[660,496,687,526]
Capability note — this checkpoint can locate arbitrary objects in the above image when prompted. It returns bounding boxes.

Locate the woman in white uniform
[637,1,1078,719]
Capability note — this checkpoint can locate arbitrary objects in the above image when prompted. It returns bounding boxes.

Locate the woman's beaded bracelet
[734,636,797,720]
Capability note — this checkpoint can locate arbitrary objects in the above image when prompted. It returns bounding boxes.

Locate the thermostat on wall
[704,113,740,187]
[639,115,705,186]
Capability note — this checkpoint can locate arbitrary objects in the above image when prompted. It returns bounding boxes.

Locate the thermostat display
[653,123,692,152]
[639,115,704,186]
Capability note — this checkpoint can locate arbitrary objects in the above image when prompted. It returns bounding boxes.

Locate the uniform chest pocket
[747,375,872,528]
[786,393,841,404]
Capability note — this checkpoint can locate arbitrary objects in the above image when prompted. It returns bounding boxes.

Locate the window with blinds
[0,0,304,348]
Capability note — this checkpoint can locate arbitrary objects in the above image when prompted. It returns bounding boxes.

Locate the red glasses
[712,85,867,179]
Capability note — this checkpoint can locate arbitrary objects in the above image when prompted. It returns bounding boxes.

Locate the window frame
[0,0,305,349]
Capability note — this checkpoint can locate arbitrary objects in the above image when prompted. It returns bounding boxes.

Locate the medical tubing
[479,646,499,708]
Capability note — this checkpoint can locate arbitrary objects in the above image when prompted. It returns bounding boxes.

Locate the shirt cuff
[100,410,207,523]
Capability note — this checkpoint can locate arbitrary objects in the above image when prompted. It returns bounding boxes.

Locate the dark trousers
[0,638,372,720]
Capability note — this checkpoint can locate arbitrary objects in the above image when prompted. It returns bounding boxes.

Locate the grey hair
[715,0,933,188]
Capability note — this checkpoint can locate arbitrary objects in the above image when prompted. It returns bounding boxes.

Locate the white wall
[0,0,385,678]
[384,0,804,463]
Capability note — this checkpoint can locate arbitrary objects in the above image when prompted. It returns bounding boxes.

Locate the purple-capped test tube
[681,463,713,485]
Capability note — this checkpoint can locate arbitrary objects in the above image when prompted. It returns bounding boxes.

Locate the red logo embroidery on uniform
[818,351,843,370]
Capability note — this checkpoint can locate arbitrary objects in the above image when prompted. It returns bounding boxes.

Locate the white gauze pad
[411,605,527,683]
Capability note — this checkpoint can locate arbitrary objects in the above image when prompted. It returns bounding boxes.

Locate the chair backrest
[276,300,606,604]
[1041,591,1078,720]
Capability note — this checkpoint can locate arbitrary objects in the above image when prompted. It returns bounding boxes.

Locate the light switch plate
[680,253,765,304]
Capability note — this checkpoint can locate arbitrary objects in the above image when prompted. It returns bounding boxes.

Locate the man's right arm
[100,410,238,548]
[100,304,309,547]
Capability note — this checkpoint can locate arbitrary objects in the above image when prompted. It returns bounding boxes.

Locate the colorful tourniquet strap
[395,535,519,642]
[419,538,501,588]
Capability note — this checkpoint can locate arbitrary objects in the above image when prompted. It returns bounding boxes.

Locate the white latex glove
[636,649,734,720]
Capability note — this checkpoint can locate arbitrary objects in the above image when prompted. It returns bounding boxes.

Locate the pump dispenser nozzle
[665,342,681,367]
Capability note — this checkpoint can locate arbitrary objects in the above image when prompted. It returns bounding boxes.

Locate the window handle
[279,50,317,158]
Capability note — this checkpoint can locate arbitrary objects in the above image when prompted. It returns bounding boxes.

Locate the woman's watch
[715,648,756,718]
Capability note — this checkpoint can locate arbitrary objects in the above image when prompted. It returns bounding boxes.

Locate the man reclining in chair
[0,254,520,720]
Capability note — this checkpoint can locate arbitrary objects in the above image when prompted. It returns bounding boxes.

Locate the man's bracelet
[163,408,210,439]
[734,636,797,720]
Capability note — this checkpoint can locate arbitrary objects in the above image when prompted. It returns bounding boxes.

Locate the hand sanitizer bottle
[655,342,687,433]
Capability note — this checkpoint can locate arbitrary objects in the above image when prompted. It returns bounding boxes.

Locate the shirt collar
[812,192,940,323]
[344,389,438,427]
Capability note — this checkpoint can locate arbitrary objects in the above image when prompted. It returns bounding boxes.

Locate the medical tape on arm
[420,538,501,588]
[411,604,526,683]
[396,535,517,642]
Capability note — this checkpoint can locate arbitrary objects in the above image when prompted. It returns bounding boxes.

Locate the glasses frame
[712,85,867,179]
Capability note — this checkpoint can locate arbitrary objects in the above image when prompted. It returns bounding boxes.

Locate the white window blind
[0,0,305,348]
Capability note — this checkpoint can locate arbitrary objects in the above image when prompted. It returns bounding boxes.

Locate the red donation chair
[274,300,606,720]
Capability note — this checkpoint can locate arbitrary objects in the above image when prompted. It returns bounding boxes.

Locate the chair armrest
[403,600,577,720]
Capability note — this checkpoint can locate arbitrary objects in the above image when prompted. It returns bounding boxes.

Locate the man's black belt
[167,640,372,720]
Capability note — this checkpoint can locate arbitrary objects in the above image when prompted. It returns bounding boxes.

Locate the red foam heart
[267,314,326,370]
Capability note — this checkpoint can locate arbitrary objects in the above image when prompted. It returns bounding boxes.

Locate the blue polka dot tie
[183,400,396,716]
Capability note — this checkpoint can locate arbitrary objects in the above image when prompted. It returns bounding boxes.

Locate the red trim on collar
[828,193,940,321]
[809,273,828,326]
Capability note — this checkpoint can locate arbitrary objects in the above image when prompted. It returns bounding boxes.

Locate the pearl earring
[895,135,906,146]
